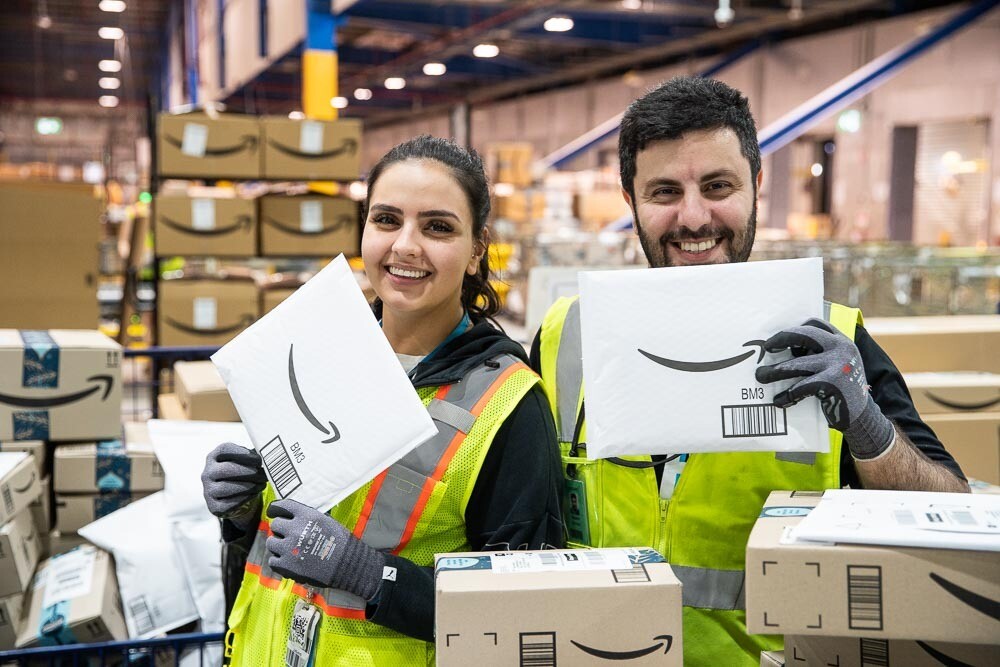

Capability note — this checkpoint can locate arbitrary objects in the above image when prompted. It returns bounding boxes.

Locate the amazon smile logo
[164,314,255,336]
[571,634,673,660]
[929,572,1000,621]
[288,344,341,444]
[263,214,355,237]
[924,392,1000,412]
[268,137,358,160]
[164,134,258,156]
[0,374,114,408]
[639,340,766,372]
[160,215,253,236]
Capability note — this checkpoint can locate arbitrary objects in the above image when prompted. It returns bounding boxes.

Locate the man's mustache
[659,225,735,244]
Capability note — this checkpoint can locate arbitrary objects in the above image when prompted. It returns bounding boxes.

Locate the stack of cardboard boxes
[157,360,240,422]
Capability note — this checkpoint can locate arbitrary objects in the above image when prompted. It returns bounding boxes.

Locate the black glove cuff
[844,395,895,460]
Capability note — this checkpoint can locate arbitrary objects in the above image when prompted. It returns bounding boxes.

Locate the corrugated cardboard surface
[258,195,360,257]
[174,360,239,421]
[923,412,1000,485]
[0,593,24,650]
[30,475,52,536]
[865,316,1000,374]
[0,453,42,525]
[0,182,100,329]
[905,372,1000,415]
[785,635,1000,666]
[157,393,187,420]
[435,551,683,666]
[0,440,46,478]
[157,113,261,179]
[0,510,42,598]
[54,442,164,493]
[260,287,297,315]
[157,280,259,346]
[55,492,151,533]
[760,650,784,667]
[16,546,128,648]
[261,117,361,181]
[154,194,257,257]
[0,330,122,442]
[745,491,1000,643]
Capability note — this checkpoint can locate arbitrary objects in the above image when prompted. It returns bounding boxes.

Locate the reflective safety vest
[539,297,863,667]
[224,354,539,667]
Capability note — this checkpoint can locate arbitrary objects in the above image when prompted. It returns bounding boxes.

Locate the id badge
[286,599,320,667]
[563,477,592,545]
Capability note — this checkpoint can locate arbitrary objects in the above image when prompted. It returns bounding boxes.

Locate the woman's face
[362,159,480,321]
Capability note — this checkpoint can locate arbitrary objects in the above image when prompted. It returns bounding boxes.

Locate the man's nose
[676,192,711,229]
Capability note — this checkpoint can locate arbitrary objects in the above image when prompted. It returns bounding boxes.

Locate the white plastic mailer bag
[172,518,226,632]
[78,493,200,638]
[579,257,827,458]
[212,255,438,513]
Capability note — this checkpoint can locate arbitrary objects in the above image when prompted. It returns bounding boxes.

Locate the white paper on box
[789,489,1000,552]
[0,451,28,479]
[300,201,323,233]
[191,199,216,230]
[299,121,324,155]
[41,548,96,608]
[193,297,217,330]
[79,493,200,638]
[487,549,633,573]
[180,123,208,157]
[579,258,827,458]
[211,255,437,512]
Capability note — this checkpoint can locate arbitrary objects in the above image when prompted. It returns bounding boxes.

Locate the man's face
[624,128,761,268]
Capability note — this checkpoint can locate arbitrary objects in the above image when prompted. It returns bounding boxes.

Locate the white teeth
[387,266,429,279]
[679,240,718,253]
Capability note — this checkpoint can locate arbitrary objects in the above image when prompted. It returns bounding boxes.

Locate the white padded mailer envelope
[579,257,828,458]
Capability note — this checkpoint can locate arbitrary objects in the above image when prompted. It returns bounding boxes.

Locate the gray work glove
[201,442,267,522]
[266,498,385,601]
[756,318,895,460]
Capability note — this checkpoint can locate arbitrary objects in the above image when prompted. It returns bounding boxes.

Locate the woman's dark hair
[364,135,501,320]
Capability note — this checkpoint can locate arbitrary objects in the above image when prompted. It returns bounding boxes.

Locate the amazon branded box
[0,330,122,442]
[157,280,259,347]
[258,195,360,257]
[16,545,128,648]
[154,194,257,257]
[435,548,682,666]
[0,452,43,525]
[261,117,361,181]
[55,491,151,534]
[157,113,261,180]
[784,635,1000,666]
[54,439,163,494]
[156,393,187,420]
[487,142,534,187]
[922,412,1000,485]
[0,440,46,477]
[30,475,53,539]
[904,372,1000,416]
[174,360,239,421]
[0,509,42,598]
[0,593,24,649]
[745,491,1000,644]
[864,316,1000,374]
[260,287,297,315]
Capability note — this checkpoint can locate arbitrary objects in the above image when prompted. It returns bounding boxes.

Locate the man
[530,76,968,666]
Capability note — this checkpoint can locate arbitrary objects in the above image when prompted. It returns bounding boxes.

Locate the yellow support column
[303,5,340,194]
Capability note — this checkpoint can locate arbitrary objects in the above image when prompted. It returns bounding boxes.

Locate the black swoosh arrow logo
[164,314,255,336]
[288,344,341,444]
[262,214,355,237]
[924,392,1000,412]
[929,572,1000,621]
[0,374,114,408]
[267,137,358,160]
[160,215,253,236]
[13,471,37,493]
[638,340,766,373]
[570,635,673,660]
[164,134,258,156]
[915,641,976,667]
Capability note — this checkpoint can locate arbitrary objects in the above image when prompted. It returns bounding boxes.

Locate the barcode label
[538,553,560,567]
[285,647,307,667]
[721,404,788,438]
[261,436,303,498]
[948,510,976,526]
[847,565,884,630]
[1,484,12,515]
[128,595,155,635]
[860,638,890,666]
[613,563,651,583]
[519,632,556,667]
[893,509,916,526]
[582,551,606,567]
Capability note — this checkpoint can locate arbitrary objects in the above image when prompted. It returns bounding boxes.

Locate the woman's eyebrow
[370,203,403,214]
[418,209,460,220]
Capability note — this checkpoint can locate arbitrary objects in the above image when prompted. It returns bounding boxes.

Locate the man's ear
[756,168,764,204]
[621,185,633,209]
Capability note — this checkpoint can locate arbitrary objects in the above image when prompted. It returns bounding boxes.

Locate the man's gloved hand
[755,318,895,460]
[201,442,267,521]
[266,499,385,601]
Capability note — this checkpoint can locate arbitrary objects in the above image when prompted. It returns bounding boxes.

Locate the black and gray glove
[266,499,385,601]
[201,442,267,522]
[756,318,895,460]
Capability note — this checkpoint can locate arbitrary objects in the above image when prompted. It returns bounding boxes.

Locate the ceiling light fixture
[473,43,499,58]
[98,27,124,40]
[99,59,122,73]
[99,95,119,108]
[423,62,446,76]
[99,77,121,90]
[354,88,373,101]
[620,0,642,9]
[99,0,127,12]
[384,77,405,90]
[330,96,348,109]
[544,16,574,32]
[36,16,52,29]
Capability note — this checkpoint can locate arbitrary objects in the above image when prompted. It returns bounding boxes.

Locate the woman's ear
[468,229,489,275]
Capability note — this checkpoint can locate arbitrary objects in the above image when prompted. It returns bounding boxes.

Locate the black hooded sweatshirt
[222,318,564,642]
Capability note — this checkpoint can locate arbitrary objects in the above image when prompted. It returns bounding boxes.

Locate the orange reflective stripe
[352,470,387,539]
[245,559,366,619]
[391,476,437,556]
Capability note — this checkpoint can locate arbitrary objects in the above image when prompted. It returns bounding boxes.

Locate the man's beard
[634,200,757,269]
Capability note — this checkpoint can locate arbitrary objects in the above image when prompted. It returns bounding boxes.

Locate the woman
[202,135,563,665]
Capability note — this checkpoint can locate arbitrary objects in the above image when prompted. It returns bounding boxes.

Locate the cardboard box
[157,393,187,420]
[260,287,297,315]
[0,182,100,329]
[0,452,43,526]
[435,548,682,666]
[55,492,151,534]
[0,593,24,650]
[922,412,1000,485]
[0,330,122,442]
[174,360,239,421]
[0,509,42,598]
[258,195,360,257]
[494,190,545,225]
[864,316,1000,374]
[154,194,257,257]
[30,475,52,536]
[54,440,164,494]
[261,117,362,181]
[575,190,631,231]
[784,635,1000,666]
[16,545,128,648]
[905,372,1000,416]
[157,113,261,179]
[745,491,1000,643]
[488,142,534,187]
[47,531,89,557]
[157,280,259,346]
[761,650,785,667]
[0,440,46,477]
